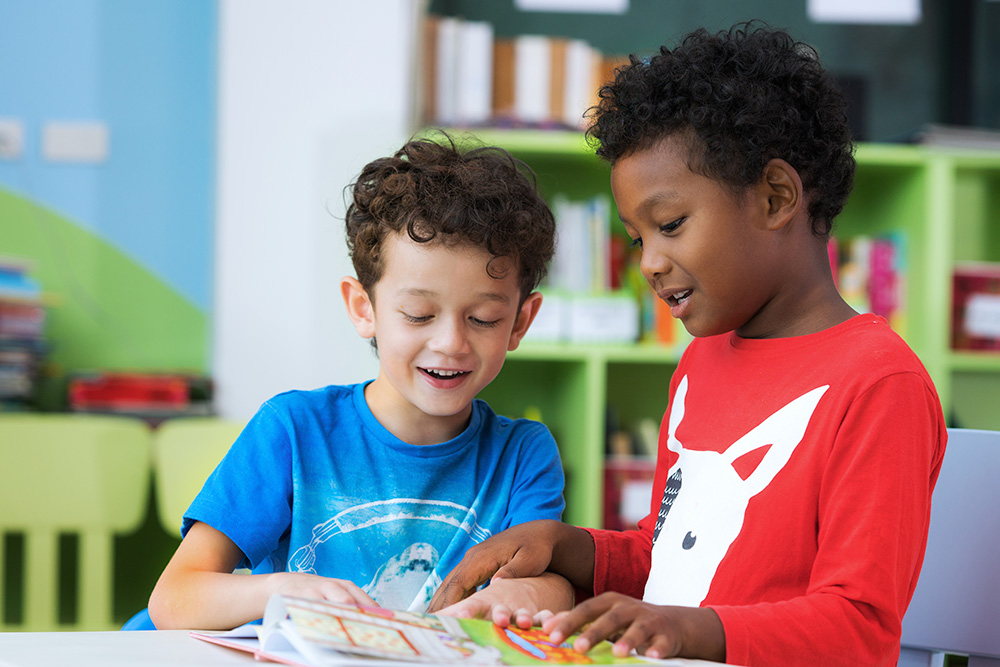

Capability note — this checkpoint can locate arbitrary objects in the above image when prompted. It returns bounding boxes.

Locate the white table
[0,630,727,666]
[0,631,254,667]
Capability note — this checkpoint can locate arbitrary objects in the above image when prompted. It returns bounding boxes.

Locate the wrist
[549,524,595,591]
[677,606,726,662]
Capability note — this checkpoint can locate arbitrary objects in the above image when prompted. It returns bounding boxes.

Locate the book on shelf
[952,262,1000,351]
[422,15,624,130]
[603,456,656,532]
[66,371,214,420]
[0,256,43,303]
[191,593,669,666]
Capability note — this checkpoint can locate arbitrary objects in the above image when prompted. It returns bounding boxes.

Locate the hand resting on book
[435,571,574,629]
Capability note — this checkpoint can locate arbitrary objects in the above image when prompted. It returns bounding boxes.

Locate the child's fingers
[428,565,492,612]
[532,609,555,627]
[542,603,605,646]
[489,549,548,582]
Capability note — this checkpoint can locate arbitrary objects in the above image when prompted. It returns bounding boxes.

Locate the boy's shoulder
[470,398,555,444]
[688,315,933,388]
[262,382,363,416]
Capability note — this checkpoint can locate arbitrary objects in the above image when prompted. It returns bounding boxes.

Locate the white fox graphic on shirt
[643,375,829,606]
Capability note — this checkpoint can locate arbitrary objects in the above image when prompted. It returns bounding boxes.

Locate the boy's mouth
[666,289,693,307]
[420,368,470,380]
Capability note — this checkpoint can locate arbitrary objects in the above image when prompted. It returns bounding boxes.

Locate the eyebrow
[620,190,682,226]
[397,288,512,305]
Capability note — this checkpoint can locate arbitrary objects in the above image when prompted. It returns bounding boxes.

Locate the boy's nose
[429,319,471,355]
[640,245,672,282]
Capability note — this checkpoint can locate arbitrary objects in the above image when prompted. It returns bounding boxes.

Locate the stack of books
[0,257,47,408]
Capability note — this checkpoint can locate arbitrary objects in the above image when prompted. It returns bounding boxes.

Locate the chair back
[151,417,244,538]
[0,414,150,631]
[899,428,1000,667]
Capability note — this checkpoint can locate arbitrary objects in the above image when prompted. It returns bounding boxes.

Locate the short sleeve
[500,420,566,529]
[182,400,294,569]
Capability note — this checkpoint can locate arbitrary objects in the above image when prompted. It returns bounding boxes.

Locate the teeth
[672,290,691,303]
[427,369,462,377]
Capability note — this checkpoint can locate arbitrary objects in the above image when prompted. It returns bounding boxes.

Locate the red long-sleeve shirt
[587,315,946,666]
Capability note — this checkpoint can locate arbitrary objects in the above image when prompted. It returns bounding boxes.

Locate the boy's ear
[340,276,376,339]
[507,291,543,351]
[757,158,803,231]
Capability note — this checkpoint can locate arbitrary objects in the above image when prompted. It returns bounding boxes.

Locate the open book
[190,594,690,666]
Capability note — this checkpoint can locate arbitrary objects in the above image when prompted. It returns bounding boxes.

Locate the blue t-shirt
[183,381,565,612]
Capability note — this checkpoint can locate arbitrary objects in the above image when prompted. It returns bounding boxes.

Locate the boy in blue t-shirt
[147,134,566,630]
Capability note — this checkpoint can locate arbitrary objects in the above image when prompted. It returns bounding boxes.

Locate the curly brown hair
[586,21,855,236]
[345,133,555,303]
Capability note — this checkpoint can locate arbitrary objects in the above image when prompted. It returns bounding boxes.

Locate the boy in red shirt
[430,22,947,667]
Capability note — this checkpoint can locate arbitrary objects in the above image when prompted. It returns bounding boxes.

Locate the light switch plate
[42,121,109,163]
[0,118,25,159]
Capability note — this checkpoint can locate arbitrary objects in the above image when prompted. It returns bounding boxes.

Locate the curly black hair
[345,132,555,303]
[586,21,855,236]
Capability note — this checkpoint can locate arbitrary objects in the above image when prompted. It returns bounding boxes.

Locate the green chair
[151,417,244,538]
[0,414,151,631]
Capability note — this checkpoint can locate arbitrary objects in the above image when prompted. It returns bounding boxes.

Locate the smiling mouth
[420,368,470,380]
[666,289,693,307]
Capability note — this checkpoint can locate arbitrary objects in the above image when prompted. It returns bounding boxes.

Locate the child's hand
[268,571,378,608]
[541,592,725,662]
[435,573,573,629]
[429,519,591,612]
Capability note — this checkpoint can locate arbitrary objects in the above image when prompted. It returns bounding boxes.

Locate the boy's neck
[363,378,474,446]
[736,233,857,340]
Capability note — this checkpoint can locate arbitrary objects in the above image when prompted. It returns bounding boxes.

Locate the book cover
[952,262,1000,351]
[455,20,494,125]
[191,594,677,666]
[514,35,552,125]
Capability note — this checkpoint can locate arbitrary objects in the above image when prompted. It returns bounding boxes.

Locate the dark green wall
[429,0,999,141]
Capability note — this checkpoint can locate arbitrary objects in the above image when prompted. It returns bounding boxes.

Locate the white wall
[214,0,420,418]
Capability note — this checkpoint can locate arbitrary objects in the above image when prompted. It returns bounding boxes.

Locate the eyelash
[629,217,687,249]
[402,313,501,328]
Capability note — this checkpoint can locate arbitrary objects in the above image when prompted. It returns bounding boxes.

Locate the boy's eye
[402,312,432,323]
[660,217,686,234]
[628,236,643,249]
[470,316,501,328]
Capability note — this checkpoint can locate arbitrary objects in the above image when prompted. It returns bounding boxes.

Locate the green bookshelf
[449,129,1000,528]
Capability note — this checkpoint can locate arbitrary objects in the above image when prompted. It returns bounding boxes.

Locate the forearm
[149,569,277,630]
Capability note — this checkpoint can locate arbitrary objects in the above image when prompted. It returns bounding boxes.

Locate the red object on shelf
[952,263,1000,351]
[603,457,657,531]
[68,373,190,410]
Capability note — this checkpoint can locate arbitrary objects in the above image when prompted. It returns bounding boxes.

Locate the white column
[214,0,420,418]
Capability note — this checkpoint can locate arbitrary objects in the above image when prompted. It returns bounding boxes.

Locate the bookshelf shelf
[949,351,1000,372]
[449,128,1000,528]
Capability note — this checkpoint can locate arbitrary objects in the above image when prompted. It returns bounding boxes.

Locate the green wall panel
[1,187,208,405]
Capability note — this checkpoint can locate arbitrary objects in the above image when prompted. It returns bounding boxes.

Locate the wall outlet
[0,119,25,159]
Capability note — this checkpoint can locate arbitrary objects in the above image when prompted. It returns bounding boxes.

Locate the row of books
[830,233,907,336]
[523,194,693,346]
[422,15,627,129]
[0,258,47,407]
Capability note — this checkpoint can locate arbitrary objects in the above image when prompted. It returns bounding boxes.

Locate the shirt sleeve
[501,420,566,528]
[182,400,294,570]
[712,372,946,667]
